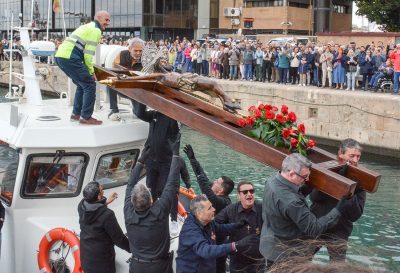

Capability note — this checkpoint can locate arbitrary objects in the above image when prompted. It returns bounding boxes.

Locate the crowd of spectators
[2,34,399,94]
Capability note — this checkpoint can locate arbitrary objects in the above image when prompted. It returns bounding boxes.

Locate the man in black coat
[215,181,264,273]
[78,181,130,273]
[124,135,187,273]
[310,138,366,261]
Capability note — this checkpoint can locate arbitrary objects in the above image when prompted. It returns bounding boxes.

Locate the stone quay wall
[1,61,399,157]
[222,81,400,157]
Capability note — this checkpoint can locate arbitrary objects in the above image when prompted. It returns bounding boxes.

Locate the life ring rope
[37,228,83,273]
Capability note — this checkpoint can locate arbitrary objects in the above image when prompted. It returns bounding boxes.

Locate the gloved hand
[336,195,355,214]
[168,133,181,156]
[180,160,191,188]
[138,145,151,164]
[235,219,250,229]
[183,144,196,160]
[235,234,259,252]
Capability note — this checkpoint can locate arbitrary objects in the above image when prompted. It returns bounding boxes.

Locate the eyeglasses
[239,189,255,195]
[294,172,309,181]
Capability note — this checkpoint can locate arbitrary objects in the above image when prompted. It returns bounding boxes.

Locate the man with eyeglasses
[310,138,366,261]
[259,153,355,270]
[215,181,264,273]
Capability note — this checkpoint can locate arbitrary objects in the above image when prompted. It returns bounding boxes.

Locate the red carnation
[308,139,316,148]
[254,109,262,119]
[238,118,246,127]
[246,116,255,125]
[275,114,286,123]
[298,123,306,134]
[282,128,291,139]
[248,105,256,112]
[264,104,273,111]
[281,105,289,115]
[287,112,297,122]
[258,104,265,110]
[291,138,299,147]
[265,111,275,120]
[272,106,278,111]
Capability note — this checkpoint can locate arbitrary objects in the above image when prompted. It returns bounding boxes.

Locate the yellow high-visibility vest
[55,22,101,75]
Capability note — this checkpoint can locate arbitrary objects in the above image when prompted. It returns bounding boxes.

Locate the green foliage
[354,0,400,32]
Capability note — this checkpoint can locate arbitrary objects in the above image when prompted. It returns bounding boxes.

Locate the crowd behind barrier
[2,35,399,94]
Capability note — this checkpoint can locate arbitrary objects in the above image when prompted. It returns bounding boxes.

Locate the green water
[181,127,400,273]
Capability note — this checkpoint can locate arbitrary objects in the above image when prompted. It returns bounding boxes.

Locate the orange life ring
[177,187,197,217]
[37,228,83,273]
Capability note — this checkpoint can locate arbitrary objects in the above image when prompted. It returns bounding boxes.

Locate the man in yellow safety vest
[55,10,110,125]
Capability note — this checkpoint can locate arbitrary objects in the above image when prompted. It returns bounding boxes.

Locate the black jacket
[196,173,231,215]
[215,202,264,267]
[124,157,180,262]
[310,188,366,239]
[78,198,130,273]
[134,103,179,163]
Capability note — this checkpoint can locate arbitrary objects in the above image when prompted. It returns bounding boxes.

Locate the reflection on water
[181,127,400,273]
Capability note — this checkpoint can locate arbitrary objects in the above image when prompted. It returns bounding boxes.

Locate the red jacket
[389,51,400,72]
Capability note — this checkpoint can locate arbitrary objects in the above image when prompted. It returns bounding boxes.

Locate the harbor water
[1,90,399,272]
[181,127,400,273]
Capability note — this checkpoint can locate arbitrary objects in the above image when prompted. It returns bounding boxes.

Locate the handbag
[349,65,357,73]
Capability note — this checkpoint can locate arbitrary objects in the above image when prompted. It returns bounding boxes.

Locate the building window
[244,19,253,28]
[244,0,284,8]
[333,4,348,14]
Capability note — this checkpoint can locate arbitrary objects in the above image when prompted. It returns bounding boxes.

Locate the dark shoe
[70,114,80,121]
[79,117,103,125]
[108,109,119,119]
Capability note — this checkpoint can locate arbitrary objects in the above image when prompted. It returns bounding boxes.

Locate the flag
[53,0,60,13]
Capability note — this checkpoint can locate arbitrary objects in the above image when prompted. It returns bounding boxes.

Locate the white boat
[0,28,183,273]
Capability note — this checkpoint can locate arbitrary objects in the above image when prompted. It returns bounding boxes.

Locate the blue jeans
[230,65,237,79]
[369,72,385,88]
[394,71,400,93]
[184,58,192,73]
[244,63,252,80]
[279,68,288,83]
[313,67,320,86]
[202,60,209,76]
[55,57,96,119]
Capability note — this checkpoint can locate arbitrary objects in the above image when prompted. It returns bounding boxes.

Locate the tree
[354,1,400,32]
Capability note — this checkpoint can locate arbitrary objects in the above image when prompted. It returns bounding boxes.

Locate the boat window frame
[0,143,19,206]
[93,149,141,190]
[20,152,89,199]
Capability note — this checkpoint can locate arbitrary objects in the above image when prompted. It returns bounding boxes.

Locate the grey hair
[282,153,312,174]
[131,183,152,212]
[83,181,100,203]
[339,138,362,154]
[190,194,209,216]
[128,37,145,48]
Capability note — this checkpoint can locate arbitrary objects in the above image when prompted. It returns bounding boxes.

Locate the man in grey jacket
[259,153,355,271]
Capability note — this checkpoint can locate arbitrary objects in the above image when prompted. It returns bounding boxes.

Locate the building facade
[0,0,215,40]
[218,0,352,36]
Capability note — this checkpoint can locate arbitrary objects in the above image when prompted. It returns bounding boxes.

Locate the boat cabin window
[22,152,88,198]
[94,149,139,189]
[0,143,19,204]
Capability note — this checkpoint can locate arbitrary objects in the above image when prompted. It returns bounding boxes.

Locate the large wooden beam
[95,65,381,199]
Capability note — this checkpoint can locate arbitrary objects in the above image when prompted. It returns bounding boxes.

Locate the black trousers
[262,60,272,82]
[130,258,171,273]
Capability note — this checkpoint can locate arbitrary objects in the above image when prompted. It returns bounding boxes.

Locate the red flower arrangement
[238,104,316,155]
